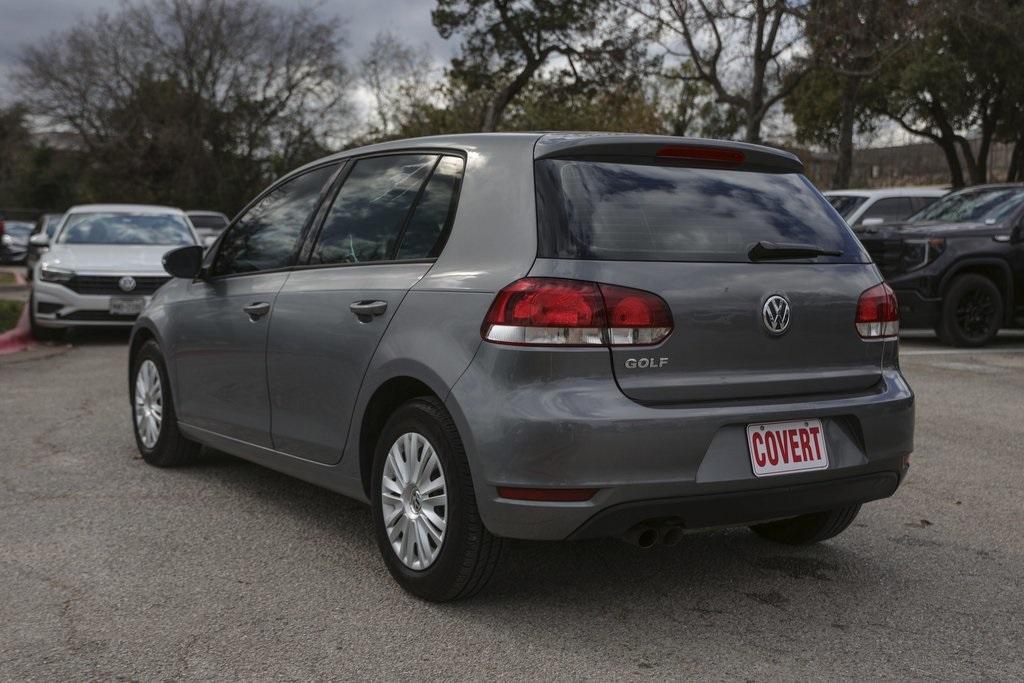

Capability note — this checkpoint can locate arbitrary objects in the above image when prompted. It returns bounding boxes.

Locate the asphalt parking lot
[2,331,1023,680]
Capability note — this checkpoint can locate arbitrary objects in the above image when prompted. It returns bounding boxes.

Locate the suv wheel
[28,295,66,343]
[130,340,201,467]
[750,505,860,545]
[371,397,505,602]
[936,274,1003,347]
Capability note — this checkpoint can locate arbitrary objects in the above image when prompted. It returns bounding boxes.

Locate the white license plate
[746,419,829,477]
[109,297,145,316]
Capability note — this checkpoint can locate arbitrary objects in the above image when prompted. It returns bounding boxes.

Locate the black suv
[856,184,1024,346]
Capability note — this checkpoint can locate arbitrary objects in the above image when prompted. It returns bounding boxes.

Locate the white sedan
[30,204,199,341]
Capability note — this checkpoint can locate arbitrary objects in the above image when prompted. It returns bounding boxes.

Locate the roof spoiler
[535,133,803,174]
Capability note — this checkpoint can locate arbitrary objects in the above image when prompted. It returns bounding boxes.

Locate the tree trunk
[480,61,540,133]
[956,137,984,185]
[937,137,965,188]
[1006,137,1022,182]
[744,107,763,144]
[832,76,861,189]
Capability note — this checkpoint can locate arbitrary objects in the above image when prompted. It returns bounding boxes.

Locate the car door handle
[242,302,271,321]
[350,300,388,318]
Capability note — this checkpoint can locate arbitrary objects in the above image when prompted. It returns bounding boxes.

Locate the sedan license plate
[109,297,145,316]
[747,419,829,477]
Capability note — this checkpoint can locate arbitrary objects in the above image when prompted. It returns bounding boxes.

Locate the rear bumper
[446,344,914,541]
[568,471,899,539]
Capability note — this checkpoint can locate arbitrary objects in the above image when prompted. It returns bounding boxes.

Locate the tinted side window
[859,197,914,223]
[213,164,337,276]
[396,155,465,259]
[310,155,437,265]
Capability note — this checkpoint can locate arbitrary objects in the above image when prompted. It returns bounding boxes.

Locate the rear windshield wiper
[748,241,843,261]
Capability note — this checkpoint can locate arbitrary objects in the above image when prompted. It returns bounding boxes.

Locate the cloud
[0,0,457,103]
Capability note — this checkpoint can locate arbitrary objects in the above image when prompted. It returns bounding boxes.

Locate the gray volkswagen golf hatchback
[130,133,914,601]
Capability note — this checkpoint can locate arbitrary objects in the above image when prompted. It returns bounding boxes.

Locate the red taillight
[656,145,745,165]
[497,486,598,502]
[856,282,900,339]
[482,277,673,346]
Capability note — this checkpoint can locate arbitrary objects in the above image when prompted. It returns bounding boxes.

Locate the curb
[0,300,33,355]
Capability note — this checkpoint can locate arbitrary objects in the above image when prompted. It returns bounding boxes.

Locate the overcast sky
[0,0,455,105]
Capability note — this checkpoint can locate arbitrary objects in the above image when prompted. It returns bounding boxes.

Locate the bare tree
[15,0,352,208]
[360,32,437,138]
[626,0,805,143]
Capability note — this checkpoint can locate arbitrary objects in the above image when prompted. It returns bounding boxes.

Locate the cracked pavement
[1,330,1023,679]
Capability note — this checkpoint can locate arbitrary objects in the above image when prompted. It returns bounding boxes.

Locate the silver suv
[129,133,915,601]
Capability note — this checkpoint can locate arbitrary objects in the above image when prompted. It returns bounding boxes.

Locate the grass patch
[0,272,15,286]
[0,299,23,333]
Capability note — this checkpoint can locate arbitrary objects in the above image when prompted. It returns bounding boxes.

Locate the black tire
[130,340,201,467]
[28,295,66,343]
[936,274,1003,347]
[750,505,861,545]
[371,397,505,602]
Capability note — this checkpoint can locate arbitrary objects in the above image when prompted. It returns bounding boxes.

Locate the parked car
[130,133,914,601]
[825,187,947,227]
[31,204,199,341]
[1,220,34,264]
[186,210,230,245]
[856,183,1024,346]
[26,213,65,277]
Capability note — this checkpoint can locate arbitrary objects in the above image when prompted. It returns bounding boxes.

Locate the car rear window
[535,159,865,263]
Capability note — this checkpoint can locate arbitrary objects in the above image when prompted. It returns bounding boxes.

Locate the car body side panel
[164,273,289,446]
[266,263,431,464]
[413,135,539,293]
[331,290,496,489]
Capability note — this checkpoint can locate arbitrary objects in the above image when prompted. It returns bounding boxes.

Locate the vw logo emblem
[762,295,791,335]
[118,276,137,293]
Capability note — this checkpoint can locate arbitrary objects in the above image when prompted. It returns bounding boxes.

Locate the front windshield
[911,188,1024,223]
[56,213,195,246]
[44,215,64,237]
[826,195,867,219]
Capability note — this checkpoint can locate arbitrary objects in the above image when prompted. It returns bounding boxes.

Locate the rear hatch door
[533,148,884,404]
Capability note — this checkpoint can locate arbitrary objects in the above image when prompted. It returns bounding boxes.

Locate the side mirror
[163,245,205,279]
[859,217,885,226]
[29,233,50,247]
[1012,221,1024,244]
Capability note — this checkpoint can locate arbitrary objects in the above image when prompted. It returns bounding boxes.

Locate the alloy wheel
[955,287,997,341]
[134,359,163,449]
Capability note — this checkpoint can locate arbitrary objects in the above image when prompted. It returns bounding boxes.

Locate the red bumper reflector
[497,487,598,502]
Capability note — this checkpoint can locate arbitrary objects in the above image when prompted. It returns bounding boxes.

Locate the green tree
[788,0,916,188]
[433,0,643,132]
[873,0,1024,187]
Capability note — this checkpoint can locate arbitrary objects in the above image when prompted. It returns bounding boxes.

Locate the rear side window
[396,155,464,259]
[535,160,865,263]
[859,197,914,224]
[310,154,436,265]
[213,164,338,276]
